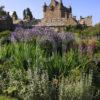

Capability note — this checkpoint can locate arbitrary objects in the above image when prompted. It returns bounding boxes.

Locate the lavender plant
[11,26,76,57]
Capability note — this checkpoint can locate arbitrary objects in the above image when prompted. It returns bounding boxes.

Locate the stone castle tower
[43,0,72,20]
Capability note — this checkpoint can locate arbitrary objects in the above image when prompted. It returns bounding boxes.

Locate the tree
[26,8,33,20]
[0,6,4,11]
[23,9,26,20]
[12,11,18,20]
[0,6,6,16]
[23,8,33,20]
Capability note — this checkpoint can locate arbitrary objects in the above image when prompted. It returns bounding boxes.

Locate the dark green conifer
[12,11,18,20]
[23,8,33,20]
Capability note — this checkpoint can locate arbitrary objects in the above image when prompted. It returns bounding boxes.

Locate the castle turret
[50,0,56,6]
[59,0,63,8]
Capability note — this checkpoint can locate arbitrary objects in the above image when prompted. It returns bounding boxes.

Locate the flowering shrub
[11,26,76,56]
[0,66,50,100]
[0,26,98,99]
[79,38,96,59]
[12,27,74,43]
[59,70,93,100]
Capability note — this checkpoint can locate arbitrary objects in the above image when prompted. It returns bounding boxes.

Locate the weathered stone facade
[43,0,72,20]
[40,0,77,26]
[38,0,92,32]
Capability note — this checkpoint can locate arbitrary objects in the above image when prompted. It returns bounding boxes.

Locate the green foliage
[65,25,87,33]
[31,19,41,25]
[0,31,11,46]
[41,49,89,80]
[80,24,100,36]
[0,41,91,99]
[65,24,100,37]
[0,41,89,79]
[59,71,93,100]
[0,96,17,100]
[12,11,18,20]
[0,6,5,11]
[0,28,99,99]
[23,8,33,20]
[94,40,100,54]
[0,30,11,38]
[0,6,6,16]
[0,42,37,70]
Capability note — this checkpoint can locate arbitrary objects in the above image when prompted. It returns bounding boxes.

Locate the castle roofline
[49,0,64,7]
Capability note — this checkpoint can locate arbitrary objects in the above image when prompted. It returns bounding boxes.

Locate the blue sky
[0,0,100,25]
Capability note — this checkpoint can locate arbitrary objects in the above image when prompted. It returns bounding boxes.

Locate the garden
[0,25,100,100]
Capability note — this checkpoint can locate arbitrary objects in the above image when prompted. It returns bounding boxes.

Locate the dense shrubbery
[65,24,100,36]
[0,43,92,99]
[0,30,11,46]
[0,26,100,99]
[0,30,11,38]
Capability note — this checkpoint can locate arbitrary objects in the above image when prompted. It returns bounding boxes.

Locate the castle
[38,0,92,31]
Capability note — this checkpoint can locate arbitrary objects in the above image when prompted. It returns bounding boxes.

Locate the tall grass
[59,68,93,100]
[0,40,93,99]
